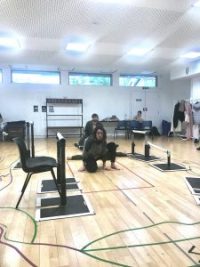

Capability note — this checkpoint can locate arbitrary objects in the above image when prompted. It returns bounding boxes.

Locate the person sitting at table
[134,110,143,122]
[74,113,103,149]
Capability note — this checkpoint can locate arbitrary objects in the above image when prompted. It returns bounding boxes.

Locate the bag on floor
[151,126,160,136]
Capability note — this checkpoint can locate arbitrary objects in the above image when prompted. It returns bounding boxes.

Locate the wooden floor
[1,136,200,267]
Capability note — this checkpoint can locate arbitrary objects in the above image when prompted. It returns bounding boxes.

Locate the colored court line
[0,170,13,191]
[1,210,200,266]
[0,226,37,267]
[83,186,153,194]
[0,207,37,243]
[66,160,76,177]
[2,217,200,267]
[116,160,155,187]
[81,220,200,251]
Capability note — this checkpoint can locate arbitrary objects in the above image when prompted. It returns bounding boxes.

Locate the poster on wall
[42,106,47,112]
[33,105,38,112]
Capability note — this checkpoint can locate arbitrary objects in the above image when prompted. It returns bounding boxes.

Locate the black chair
[142,120,153,139]
[127,120,140,138]
[4,120,26,141]
[142,120,152,130]
[13,137,61,209]
[114,120,128,139]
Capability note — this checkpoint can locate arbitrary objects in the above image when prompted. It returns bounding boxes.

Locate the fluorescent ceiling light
[181,51,200,59]
[66,42,90,52]
[0,37,20,49]
[193,1,200,7]
[93,0,132,4]
[127,48,150,56]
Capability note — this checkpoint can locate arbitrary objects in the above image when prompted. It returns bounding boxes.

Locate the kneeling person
[79,126,119,172]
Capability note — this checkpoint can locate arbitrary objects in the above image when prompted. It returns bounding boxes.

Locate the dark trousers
[71,142,117,163]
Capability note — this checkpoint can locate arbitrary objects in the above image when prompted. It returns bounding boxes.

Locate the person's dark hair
[91,113,99,119]
[138,110,142,114]
[93,125,107,140]
[85,155,98,173]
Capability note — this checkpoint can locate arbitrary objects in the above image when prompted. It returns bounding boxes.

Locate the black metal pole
[26,122,31,157]
[57,133,66,206]
[57,140,61,184]
[167,151,171,168]
[30,122,35,158]
[131,142,135,154]
[144,144,150,157]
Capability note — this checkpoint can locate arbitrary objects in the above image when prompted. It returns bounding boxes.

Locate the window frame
[68,72,113,86]
[11,69,61,85]
[0,69,2,83]
[119,74,158,88]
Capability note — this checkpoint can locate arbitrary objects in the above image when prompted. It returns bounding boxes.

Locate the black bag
[151,126,160,136]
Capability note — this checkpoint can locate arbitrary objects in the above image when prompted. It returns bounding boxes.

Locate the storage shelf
[47,114,83,116]
[48,126,83,129]
[46,98,83,138]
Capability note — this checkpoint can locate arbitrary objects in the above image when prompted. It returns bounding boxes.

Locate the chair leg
[16,173,32,209]
[51,169,61,196]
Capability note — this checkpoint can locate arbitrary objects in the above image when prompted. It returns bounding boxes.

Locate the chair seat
[26,156,57,172]
[13,137,60,209]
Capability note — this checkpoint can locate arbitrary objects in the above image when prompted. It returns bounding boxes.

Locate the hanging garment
[179,100,185,112]
[173,102,185,129]
[193,124,199,140]
[184,101,193,139]
[193,102,200,125]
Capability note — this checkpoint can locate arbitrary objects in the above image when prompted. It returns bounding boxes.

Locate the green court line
[0,207,37,243]
[1,208,200,266]
[81,220,200,251]
[81,250,132,267]
[84,235,200,252]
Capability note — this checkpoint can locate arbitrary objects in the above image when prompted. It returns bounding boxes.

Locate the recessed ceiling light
[181,51,200,59]
[90,0,132,4]
[65,42,90,53]
[193,1,200,7]
[0,37,20,49]
[127,48,150,56]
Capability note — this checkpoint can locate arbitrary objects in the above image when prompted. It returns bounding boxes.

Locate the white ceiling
[0,0,199,74]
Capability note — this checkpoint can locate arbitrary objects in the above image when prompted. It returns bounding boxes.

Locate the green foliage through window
[119,75,157,87]
[69,72,112,86]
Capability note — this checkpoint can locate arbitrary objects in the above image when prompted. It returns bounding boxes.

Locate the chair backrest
[129,120,139,130]
[13,137,30,172]
[116,120,127,129]
[143,120,152,129]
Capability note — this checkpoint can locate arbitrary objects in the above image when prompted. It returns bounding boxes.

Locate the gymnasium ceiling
[0,0,200,75]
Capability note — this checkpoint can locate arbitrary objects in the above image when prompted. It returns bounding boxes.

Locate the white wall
[0,67,191,137]
[159,74,191,123]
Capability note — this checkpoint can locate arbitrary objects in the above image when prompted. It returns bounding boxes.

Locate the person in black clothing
[74,113,103,149]
[79,126,119,172]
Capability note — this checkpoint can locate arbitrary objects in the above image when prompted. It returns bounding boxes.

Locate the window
[0,70,2,83]
[119,74,157,87]
[69,72,112,86]
[12,70,60,84]
[191,77,200,100]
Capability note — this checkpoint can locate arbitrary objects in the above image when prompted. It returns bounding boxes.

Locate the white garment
[193,125,199,139]
[185,113,190,123]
